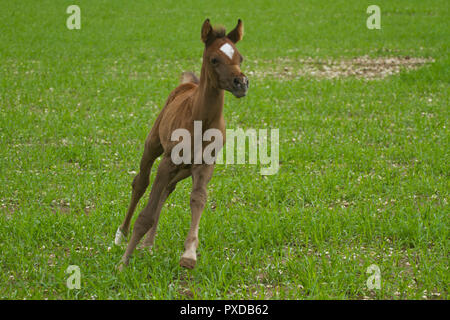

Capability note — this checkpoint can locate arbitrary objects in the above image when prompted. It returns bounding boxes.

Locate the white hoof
[180,256,196,269]
[180,251,197,269]
[114,227,126,245]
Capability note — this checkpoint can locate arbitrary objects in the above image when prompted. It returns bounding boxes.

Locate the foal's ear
[226,19,244,43]
[201,18,214,44]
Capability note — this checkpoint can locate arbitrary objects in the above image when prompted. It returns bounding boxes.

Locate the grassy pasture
[0,0,448,299]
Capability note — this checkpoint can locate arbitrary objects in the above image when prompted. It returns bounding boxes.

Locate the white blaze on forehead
[219,43,235,60]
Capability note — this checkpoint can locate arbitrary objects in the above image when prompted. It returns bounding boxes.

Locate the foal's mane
[212,25,226,38]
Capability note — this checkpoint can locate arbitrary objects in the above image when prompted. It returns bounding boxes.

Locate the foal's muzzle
[231,76,249,98]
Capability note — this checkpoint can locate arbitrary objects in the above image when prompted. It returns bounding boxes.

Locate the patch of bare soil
[0,199,18,219]
[248,55,434,80]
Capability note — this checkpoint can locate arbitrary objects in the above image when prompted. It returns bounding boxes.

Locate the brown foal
[115,19,248,269]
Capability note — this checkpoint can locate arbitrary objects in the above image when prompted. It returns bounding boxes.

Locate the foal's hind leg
[115,137,162,245]
[139,215,160,251]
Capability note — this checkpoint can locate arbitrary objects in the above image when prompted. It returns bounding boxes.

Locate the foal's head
[201,19,249,98]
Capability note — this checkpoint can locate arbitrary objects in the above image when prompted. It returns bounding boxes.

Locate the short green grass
[0,0,448,299]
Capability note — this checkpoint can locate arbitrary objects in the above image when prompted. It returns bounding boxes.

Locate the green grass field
[0,0,448,299]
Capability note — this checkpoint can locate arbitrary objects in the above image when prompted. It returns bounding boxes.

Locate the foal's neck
[192,63,224,126]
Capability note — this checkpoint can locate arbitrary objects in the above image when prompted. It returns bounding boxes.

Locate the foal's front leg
[180,164,215,269]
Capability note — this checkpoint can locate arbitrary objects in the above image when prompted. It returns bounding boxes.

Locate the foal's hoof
[116,262,126,272]
[116,257,130,272]
[114,227,126,245]
[180,257,196,269]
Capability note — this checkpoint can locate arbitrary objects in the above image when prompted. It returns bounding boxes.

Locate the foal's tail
[180,71,199,85]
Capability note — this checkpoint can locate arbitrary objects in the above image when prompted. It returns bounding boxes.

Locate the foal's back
[157,82,198,152]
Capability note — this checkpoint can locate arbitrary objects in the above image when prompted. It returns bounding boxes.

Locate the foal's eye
[211,58,219,65]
